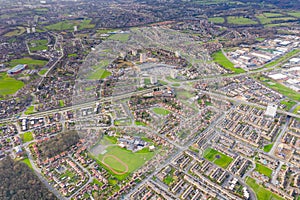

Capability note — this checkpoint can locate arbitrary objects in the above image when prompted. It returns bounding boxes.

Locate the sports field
[87,69,112,80]
[246,177,284,200]
[152,107,171,116]
[203,148,233,169]
[97,145,154,179]
[108,33,130,42]
[0,73,24,96]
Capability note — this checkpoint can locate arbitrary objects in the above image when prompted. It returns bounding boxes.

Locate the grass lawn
[24,106,35,115]
[208,17,225,23]
[263,143,274,153]
[0,73,24,96]
[39,69,48,75]
[264,49,300,68]
[97,146,155,180]
[108,34,130,42]
[59,100,65,107]
[45,19,95,31]
[246,177,284,200]
[227,16,258,25]
[203,148,233,169]
[152,107,171,116]
[258,76,300,101]
[4,26,26,37]
[21,158,33,170]
[21,132,34,143]
[68,53,77,58]
[255,163,272,178]
[135,121,147,126]
[212,50,245,74]
[293,105,300,114]
[8,57,47,68]
[287,11,300,18]
[87,69,112,80]
[280,100,296,111]
[28,39,48,52]
[175,89,194,100]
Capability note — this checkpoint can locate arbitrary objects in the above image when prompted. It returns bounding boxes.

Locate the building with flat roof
[265,103,278,118]
[7,64,28,75]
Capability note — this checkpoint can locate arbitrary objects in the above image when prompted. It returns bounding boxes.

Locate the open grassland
[0,73,24,96]
[28,39,48,52]
[208,17,225,23]
[255,163,272,178]
[212,50,245,74]
[227,16,258,25]
[45,19,95,31]
[246,177,284,200]
[203,148,233,169]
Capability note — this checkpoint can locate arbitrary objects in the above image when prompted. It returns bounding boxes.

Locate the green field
[87,69,112,80]
[246,177,284,200]
[21,158,33,170]
[258,76,300,102]
[280,100,296,111]
[203,148,233,169]
[135,121,147,126]
[4,27,26,37]
[59,100,65,107]
[208,17,225,23]
[227,16,258,25]
[68,53,78,58]
[287,11,300,18]
[8,57,47,68]
[263,143,274,153]
[97,145,155,180]
[0,73,24,96]
[108,34,130,42]
[21,132,34,143]
[256,13,296,25]
[24,106,35,115]
[264,49,300,68]
[152,107,171,116]
[255,163,273,178]
[39,69,48,75]
[293,105,300,114]
[45,19,95,31]
[28,39,48,52]
[212,50,245,74]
